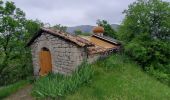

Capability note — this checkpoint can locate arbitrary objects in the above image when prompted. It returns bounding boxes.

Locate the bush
[118,0,170,85]
[32,62,94,99]
[124,39,170,85]
[125,39,170,69]
[146,66,170,86]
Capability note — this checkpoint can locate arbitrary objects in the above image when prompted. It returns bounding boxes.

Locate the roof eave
[26,28,94,47]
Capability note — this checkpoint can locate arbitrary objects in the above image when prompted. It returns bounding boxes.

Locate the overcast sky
[6,0,169,26]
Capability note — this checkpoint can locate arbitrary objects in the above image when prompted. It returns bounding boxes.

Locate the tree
[119,0,170,41]
[0,1,42,85]
[97,20,117,38]
[25,19,44,40]
[74,29,82,35]
[119,0,170,84]
[52,24,67,32]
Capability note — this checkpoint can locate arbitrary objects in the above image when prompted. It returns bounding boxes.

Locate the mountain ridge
[66,24,120,34]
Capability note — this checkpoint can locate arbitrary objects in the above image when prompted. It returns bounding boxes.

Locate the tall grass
[66,54,170,100]
[0,80,29,99]
[98,53,131,71]
[32,62,94,99]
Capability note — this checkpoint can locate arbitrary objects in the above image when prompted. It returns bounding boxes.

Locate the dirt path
[4,85,35,100]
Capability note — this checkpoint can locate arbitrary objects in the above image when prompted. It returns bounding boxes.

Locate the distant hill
[66,25,93,34]
[111,24,120,31]
[66,24,120,34]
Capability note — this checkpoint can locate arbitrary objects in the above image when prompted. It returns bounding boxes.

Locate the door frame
[39,47,52,76]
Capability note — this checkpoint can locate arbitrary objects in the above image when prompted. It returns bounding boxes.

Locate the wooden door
[39,48,52,76]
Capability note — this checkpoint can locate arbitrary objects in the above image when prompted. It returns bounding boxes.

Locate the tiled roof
[92,34,121,45]
[27,28,94,47]
[27,28,121,55]
[80,35,121,54]
[87,45,107,54]
[87,45,120,55]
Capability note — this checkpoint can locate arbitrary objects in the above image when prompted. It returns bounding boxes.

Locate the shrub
[146,66,170,86]
[124,39,170,85]
[118,0,170,85]
[32,62,94,99]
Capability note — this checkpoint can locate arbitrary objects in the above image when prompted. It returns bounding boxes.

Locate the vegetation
[0,1,42,86]
[74,29,82,35]
[32,62,94,99]
[52,24,67,32]
[0,80,29,99]
[0,0,170,99]
[74,29,91,36]
[118,0,170,85]
[66,54,170,100]
[97,20,117,38]
[31,54,170,99]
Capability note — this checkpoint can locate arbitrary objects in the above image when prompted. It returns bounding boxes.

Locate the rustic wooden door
[39,48,52,76]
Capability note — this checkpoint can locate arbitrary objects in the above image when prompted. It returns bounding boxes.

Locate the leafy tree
[0,1,42,85]
[74,29,91,36]
[52,24,67,32]
[119,0,170,84]
[119,0,170,41]
[97,20,117,38]
[25,19,44,41]
[74,29,82,35]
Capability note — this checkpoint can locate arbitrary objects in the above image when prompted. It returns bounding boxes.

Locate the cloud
[4,0,143,26]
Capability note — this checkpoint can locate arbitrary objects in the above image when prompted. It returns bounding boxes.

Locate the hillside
[3,54,170,100]
[66,54,170,100]
[66,24,120,34]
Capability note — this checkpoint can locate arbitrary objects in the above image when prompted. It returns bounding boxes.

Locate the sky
[5,0,169,26]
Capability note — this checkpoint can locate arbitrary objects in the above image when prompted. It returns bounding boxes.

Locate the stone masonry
[30,32,87,76]
[28,27,121,76]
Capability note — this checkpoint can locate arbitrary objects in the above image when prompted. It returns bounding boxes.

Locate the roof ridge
[27,28,94,47]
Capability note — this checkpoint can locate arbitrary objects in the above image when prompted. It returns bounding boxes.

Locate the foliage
[119,0,170,41]
[74,29,82,35]
[25,19,44,39]
[146,66,170,85]
[118,0,170,84]
[0,80,29,99]
[0,1,42,86]
[97,20,117,38]
[66,54,170,100]
[74,29,91,36]
[52,24,67,32]
[79,32,91,36]
[32,62,94,99]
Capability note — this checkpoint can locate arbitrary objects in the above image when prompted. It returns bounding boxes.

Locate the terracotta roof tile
[92,34,121,45]
[27,28,121,55]
[80,35,121,54]
[27,28,94,47]
[87,45,120,54]
[87,46,106,54]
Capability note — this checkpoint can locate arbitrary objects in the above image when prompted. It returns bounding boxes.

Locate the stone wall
[30,32,87,76]
[87,54,100,64]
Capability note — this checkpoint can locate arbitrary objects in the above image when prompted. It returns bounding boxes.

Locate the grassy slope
[66,54,170,100]
[0,80,29,99]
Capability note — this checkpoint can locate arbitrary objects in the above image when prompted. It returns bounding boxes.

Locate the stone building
[27,26,121,76]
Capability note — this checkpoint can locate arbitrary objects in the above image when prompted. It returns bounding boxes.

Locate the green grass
[65,54,170,100]
[0,80,29,99]
[32,62,94,99]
